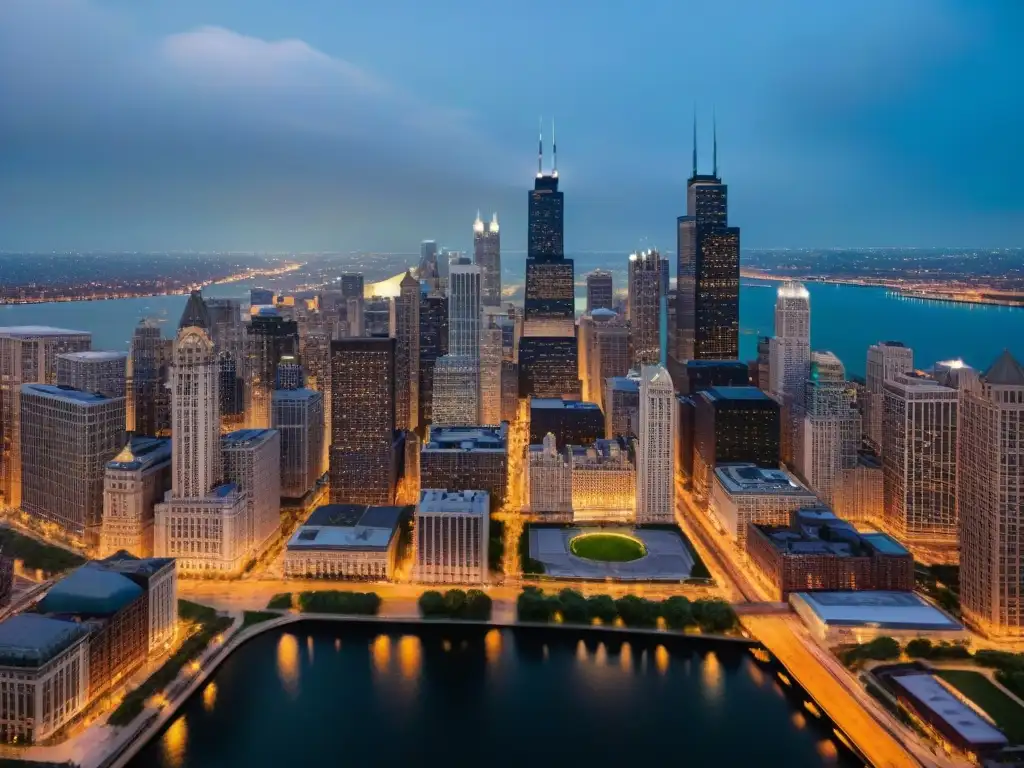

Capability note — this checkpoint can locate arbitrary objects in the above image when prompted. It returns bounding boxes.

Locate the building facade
[431,355,481,427]
[627,249,663,368]
[958,351,1024,638]
[637,365,676,523]
[222,428,282,555]
[245,308,299,428]
[605,375,640,441]
[0,326,92,508]
[329,337,397,505]
[479,325,503,426]
[395,272,421,431]
[99,437,172,558]
[527,434,572,518]
[55,351,127,399]
[20,384,124,545]
[882,371,958,555]
[421,425,508,510]
[529,398,604,449]
[418,294,449,428]
[865,341,914,455]
[586,269,614,313]
[127,319,171,437]
[283,504,407,580]
[578,309,629,409]
[474,212,502,307]
[271,387,325,500]
[798,376,861,508]
[414,489,489,584]
[708,463,819,546]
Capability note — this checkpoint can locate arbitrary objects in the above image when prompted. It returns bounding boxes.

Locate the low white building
[0,614,91,744]
[414,489,489,585]
[790,591,966,645]
[283,504,407,580]
[708,463,819,546]
[154,484,250,576]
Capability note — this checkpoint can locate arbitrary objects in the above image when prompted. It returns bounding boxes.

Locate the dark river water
[130,622,860,768]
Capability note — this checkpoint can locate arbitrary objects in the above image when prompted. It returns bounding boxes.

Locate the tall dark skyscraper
[245,309,299,428]
[474,212,502,307]
[330,337,397,505]
[520,123,580,398]
[671,117,741,378]
[340,274,364,300]
[129,318,172,437]
[418,293,449,429]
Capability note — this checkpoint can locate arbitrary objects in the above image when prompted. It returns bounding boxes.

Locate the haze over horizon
[1,0,1021,254]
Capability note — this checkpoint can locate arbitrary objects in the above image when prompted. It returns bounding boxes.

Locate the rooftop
[791,591,963,631]
[704,386,774,403]
[107,436,172,471]
[56,350,127,362]
[606,376,639,393]
[222,428,278,447]
[0,614,89,668]
[21,383,115,404]
[418,489,489,515]
[178,290,211,330]
[38,565,144,617]
[756,508,910,558]
[714,464,811,495]
[424,424,508,452]
[0,326,90,339]
[889,673,1008,748]
[686,359,748,370]
[530,398,601,411]
[98,551,175,577]
[271,387,322,401]
[287,504,409,552]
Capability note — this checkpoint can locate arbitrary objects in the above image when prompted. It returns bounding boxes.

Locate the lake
[1,266,1021,378]
[129,622,858,768]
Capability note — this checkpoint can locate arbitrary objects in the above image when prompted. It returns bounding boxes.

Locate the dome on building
[38,565,143,617]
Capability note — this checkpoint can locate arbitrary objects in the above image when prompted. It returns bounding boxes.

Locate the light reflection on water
[202,681,217,712]
[276,633,300,696]
[398,635,422,680]
[655,644,669,675]
[161,715,187,768]
[702,650,723,703]
[371,634,392,673]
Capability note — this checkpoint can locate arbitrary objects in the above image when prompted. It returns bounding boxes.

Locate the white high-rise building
[414,489,490,584]
[768,282,811,405]
[636,364,676,523]
[882,371,958,557]
[155,292,250,576]
[222,428,281,556]
[958,351,1024,639]
[798,373,861,508]
[431,356,481,426]
[865,341,914,454]
[448,257,482,358]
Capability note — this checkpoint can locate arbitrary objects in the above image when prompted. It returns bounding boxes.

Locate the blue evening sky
[0,0,1020,253]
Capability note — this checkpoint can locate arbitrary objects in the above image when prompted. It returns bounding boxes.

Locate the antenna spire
[538,116,543,175]
[552,118,558,175]
[713,107,718,177]
[691,108,698,178]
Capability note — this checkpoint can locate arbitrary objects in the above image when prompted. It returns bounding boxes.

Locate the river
[1,273,1021,378]
[129,622,858,768]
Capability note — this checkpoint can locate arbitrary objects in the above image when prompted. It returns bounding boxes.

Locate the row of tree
[418,589,493,620]
[297,591,381,615]
[516,587,737,633]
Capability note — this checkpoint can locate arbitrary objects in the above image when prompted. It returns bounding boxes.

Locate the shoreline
[740,270,1024,308]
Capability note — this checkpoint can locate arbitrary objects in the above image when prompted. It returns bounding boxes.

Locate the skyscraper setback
[671,118,740,374]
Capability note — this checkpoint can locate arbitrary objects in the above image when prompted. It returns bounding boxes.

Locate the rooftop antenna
[552,118,558,175]
[537,116,543,175]
[713,107,718,178]
[691,108,698,178]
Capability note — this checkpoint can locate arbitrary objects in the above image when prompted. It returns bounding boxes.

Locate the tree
[558,589,588,624]
[443,589,468,618]
[660,596,693,630]
[585,594,618,624]
[465,589,493,621]
[861,636,900,661]
[905,638,933,658]
[615,595,658,628]
[692,599,736,633]
[518,588,556,622]
[418,590,446,618]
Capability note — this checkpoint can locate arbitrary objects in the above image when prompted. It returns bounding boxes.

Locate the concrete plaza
[529,526,696,581]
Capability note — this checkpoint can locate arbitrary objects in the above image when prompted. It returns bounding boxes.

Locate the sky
[0,0,1021,254]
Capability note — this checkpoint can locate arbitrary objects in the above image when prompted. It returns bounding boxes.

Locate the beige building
[100,437,172,558]
[958,351,1024,639]
[570,440,635,523]
[578,309,629,410]
[283,503,407,580]
[833,453,884,526]
[414,489,489,585]
[527,433,572,518]
[222,428,282,557]
[865,341,914,454]
[709,463,819,546]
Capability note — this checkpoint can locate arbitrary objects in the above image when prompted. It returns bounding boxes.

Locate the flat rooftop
[606,376,639,393]
[705,386,773,402]
[56,350,127,362]
[889,673,1008,748]
[791,591,963,631]
[21,383,114,404]
[222,428,277,446]
[424,424,507,451]
[714,463,810,495]
[530,398,601,411]
[418,489,489,515]
[287,504,410,552]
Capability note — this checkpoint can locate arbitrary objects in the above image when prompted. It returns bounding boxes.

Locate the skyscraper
[340,274,365,301]
[395,272,421,431]
[474,212,502,307]
[636,364,676,523]
[768,283,811,406]
[578,309,629,408]
[671,118,740,372]
[56,351,127,399]
[479,325,503,426]
[433,257,482,425]
[20,384,124,545]
[958,351,1024,639]
[628,249,663,368]
[204,298,244,359]
[330,337,397,505]
[418,293,449,428]
[154,293,250,575]
[798,369,861,508]
[222,428,281,555]
[245,308,299,428]
[417,241,440,293]
[0,325,92,507]
[128,318,172,437]
[521,123,579,398]
[865,341,914,454]
[272,387,326,500]
[882,371,958,556]
[432,356,481,427]
[448,257,482,358]
[586,270,614,313]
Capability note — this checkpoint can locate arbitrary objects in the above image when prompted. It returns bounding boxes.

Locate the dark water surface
[130,622,858,768]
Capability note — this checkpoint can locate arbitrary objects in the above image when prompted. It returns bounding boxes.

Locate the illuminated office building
[865,341,914,454]
[636,364,676,523]
[420,425,507,510]
[100,436,172,559]
[418,294,449,427]
[127,319,171,437]
[56,351,127,399]
[474,212,502,307]
[395,271,421,431]
[605,374,640,441]
[245,307,298,428]
[628,249,663,368]
[529,398,603,449]
[578,309,629,409]
[479,325,503,426]
[958,351,1024,638]
[272,387,326,501]
[222,428,281,556]
[414,489,490,585]
[586,269,614,313]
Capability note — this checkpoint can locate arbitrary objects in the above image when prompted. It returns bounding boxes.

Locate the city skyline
[1,1,1022,252]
